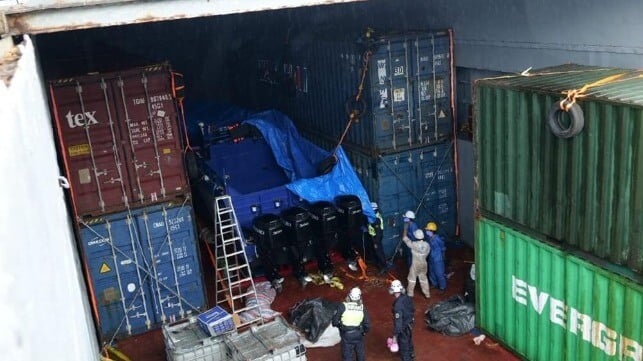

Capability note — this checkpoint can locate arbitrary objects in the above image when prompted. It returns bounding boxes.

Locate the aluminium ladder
[210,195,264,328]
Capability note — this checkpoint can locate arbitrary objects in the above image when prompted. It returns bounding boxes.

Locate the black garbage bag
[289,297,338,343]
[425,295,475,336]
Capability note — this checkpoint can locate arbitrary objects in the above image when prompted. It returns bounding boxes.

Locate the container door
[136,204,206,324]
[369,37,414,151]
[50,78,131,217]
[415,141,457,238]
[79,214,155,340]
[375,152,418,256]
[112,66,189,206]
[412,32,453,145]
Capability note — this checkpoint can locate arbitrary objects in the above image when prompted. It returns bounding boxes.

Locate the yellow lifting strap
[101,345,132,361]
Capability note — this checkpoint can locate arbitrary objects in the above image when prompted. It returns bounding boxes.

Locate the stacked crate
[294,30,458,256]
[49,64,207,342]
[473,65,643,360]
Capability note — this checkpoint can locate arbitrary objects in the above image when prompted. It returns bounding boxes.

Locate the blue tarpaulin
[246,110,375,222]
[186,102,374,222]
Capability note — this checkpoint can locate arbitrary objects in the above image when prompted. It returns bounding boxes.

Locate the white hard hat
[349,287,362,301]
[389,279,404,293]
[370,202,379,210]
[403,210,415,219]
[413,229,425,240]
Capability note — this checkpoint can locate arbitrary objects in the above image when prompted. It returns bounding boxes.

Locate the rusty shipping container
[476,218,642,361]
[475,64,643,274]
[49,64,190,218]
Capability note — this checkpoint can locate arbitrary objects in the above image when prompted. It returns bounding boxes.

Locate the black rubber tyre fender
[317,154,338,176]
[547,101,585,138]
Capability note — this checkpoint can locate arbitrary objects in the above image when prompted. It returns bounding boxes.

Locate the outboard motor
[252,214,289,265]
[281,206,315,284]
[309,201,339,276]
[335,195,365,266]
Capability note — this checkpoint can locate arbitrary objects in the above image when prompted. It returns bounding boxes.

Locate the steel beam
[2,0,363,35]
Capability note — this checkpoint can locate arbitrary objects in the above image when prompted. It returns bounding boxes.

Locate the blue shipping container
[287,30,453,154]
[302,131,457,257]
[78,202,206,341]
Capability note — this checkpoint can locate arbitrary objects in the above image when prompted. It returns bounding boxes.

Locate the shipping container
[476,218,642,361]
[49,63,190,218]
[78,201,206,341]
[302,130,457,256]
[284,30,454,154]
[475,64,643,273]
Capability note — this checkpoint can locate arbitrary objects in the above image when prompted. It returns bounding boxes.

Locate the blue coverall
[392,293,415,361]
[427,233,447,290]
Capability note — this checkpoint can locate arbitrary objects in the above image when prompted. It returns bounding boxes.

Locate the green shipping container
[476,218,642,361]
[475,64,643,273]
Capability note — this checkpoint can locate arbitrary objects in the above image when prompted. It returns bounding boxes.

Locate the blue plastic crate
[197,306,235,337]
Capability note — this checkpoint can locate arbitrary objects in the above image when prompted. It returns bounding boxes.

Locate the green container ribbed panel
[475,65,643,273]
[476,218,643,361]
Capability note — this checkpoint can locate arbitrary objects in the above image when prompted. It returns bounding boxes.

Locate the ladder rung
[231,291,255,300]
[220,223,236,230]
[225,250,246,257]
[227,264,249,272]
[223,236,242,244]
[229,277,253,286]
[235,318,263,329]
[218,208,234,214]
[234,304,263,314]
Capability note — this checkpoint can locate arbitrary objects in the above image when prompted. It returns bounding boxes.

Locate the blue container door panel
[93,272,155,340]
[415,142,457,238]
[416,142,454,181]
[368,42,415,151]
[412,33,452,76]
[379,194,416,258]
[79,218,154,340]
[415,75,452,144]
[375,153,417,204]
[149,263,206,323]
[428,197,457,238]
[134,204,206,323]
[375,151,420,258]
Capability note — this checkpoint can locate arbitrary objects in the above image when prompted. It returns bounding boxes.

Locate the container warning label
[69,144,90,157]
[377,59,387,85]
[393,88,406,102]
[99,263,111,274]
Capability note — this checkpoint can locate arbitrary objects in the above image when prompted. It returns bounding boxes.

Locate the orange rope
[334,49,372,155]
[559,73,625,111]
[171,72,192,152]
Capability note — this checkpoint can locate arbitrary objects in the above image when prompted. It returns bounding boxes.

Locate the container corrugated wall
[476,218,642,361]
[290,30,453,154]
[475,65,643,273]
[79,202,206,341]
[302,130,457,256]
[49,63,190,218]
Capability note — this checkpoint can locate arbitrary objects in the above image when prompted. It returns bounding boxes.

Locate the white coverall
[402,236,430,298]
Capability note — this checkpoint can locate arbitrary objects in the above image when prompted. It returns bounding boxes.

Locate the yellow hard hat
[425,222,438,231]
